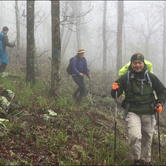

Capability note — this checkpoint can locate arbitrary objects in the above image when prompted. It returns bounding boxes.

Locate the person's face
[131,60,144,72]
[3,31,8,34]
[78,52,84,58]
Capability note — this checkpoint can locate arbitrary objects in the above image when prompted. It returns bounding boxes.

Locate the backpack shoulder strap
[145,70,152,88]
[127,70,134,87]
[126,70,138,105]
[125,70,131,96]
[127,70,130,85]
[73,56,79,63]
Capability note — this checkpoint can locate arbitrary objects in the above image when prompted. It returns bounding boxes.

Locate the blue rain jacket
[0,50,8,64]
[72,57,89,75]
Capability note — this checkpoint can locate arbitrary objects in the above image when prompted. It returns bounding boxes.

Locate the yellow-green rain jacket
[118,60,153,99]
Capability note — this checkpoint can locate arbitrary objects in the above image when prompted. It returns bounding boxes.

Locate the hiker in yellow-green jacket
[111,53,166,166]
[119,59,153,99]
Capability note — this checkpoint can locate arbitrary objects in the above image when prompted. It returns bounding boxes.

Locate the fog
[0,1,165,81]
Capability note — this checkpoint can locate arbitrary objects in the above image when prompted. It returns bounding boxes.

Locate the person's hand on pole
[79,73,83,76]
[155,103,163,114]
[112,82,119,91]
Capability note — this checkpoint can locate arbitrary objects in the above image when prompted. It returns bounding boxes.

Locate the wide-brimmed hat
[77,48,85,54]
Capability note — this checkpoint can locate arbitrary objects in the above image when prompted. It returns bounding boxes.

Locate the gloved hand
[112,82,119,90]
[155,103,163,114]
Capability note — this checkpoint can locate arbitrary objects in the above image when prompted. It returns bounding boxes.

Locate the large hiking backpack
[118,60,153,77]
[66,56,79,75]
[0,32,3,56]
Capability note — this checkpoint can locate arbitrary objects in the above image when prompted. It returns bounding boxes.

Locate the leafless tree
[161,2,166,84]
[127,2,161,61]
[60,1,93,57]
[15,0,20,65]
[50,0,61,96]
[102,1,107,72]
[0,2,3,29]
[116,0,124,75]
[26,0,35,83]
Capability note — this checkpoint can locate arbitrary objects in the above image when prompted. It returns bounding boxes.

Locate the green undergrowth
[0,68,165,165]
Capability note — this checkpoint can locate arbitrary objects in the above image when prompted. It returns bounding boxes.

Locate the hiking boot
[72,94,80,103]
[140,159,154,166]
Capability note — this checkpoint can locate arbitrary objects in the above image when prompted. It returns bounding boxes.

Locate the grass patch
[0,67,165,165]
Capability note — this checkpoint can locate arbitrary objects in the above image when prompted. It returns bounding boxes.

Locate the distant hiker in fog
[111,53,166,166]
[72,48,91,103]
[0,26,16,72]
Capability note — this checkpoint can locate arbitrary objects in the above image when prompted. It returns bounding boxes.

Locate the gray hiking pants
[126,112,156,162]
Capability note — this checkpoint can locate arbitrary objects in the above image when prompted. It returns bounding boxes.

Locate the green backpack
[118,60,153,77]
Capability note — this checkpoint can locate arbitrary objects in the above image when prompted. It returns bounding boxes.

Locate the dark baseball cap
[2,26,9,31]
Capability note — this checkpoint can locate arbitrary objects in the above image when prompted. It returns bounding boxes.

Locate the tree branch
[35,49,51,58]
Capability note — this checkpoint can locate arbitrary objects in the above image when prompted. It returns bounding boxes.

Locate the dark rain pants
[0,62,7,72]
[72,74,86,101]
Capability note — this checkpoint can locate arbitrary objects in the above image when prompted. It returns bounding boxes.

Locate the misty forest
[0,0,166,165]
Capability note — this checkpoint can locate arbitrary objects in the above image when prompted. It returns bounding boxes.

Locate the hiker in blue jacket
[72,48,91,102]
[0,26,16,72]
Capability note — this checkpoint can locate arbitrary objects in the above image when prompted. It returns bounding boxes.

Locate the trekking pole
[14,36,20,66]
[114,90,117,164]
[88,77,93,105]
[158,113,161,160]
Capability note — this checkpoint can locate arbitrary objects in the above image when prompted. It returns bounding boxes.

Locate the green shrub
[103,97,115,107]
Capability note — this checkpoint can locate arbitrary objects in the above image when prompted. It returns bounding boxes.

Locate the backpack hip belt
[128,100,156,114]
[123,100,156,116]
[129,102,152,108]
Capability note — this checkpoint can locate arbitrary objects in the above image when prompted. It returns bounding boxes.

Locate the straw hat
[77,48,85,54]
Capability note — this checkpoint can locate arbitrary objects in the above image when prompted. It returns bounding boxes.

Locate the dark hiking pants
[0,62,7,72]
[72,74,86,101]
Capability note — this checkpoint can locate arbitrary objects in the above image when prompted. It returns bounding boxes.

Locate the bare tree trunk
[0,2,3,29]
[60,1,70,42]
[26,0,35,83]
[123,22,126,65]
[50,1,61,96]
[102,1,107,72]
[61,28,73,57]
[61,2,76,57]
[15,0,20,65]
[116,0,124,76]
[162,2,166,85]
[34,38,40,76]
[76,23,81,48]
[76,1,82,49]
[144,34,150,60]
